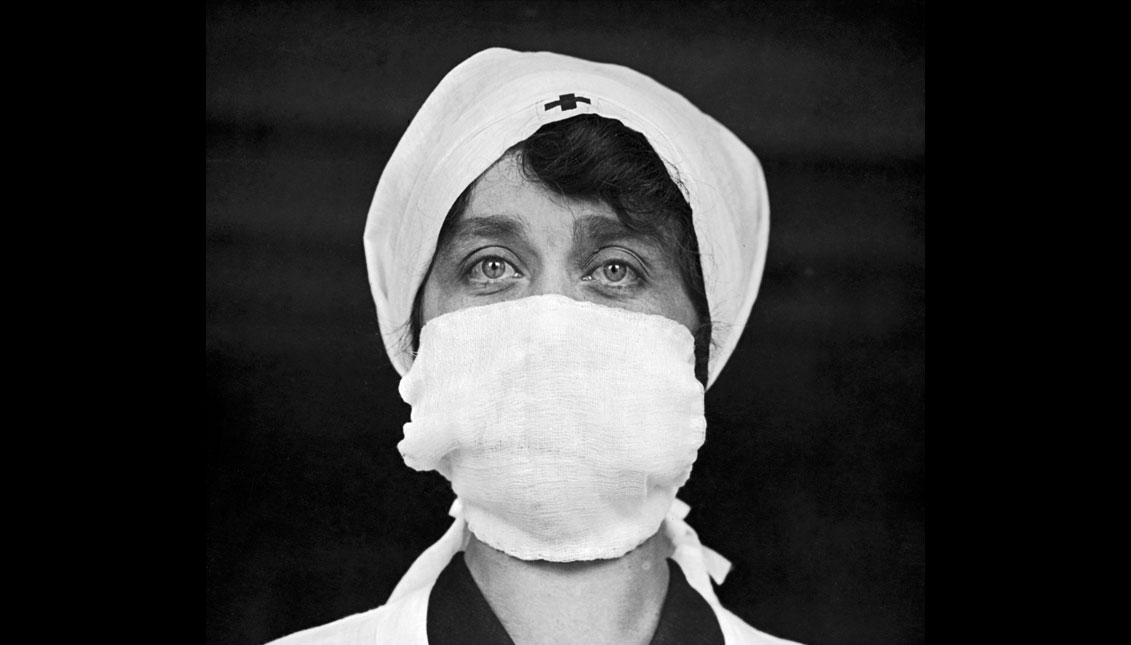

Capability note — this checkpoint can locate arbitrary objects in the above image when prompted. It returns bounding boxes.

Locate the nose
[528,260,584,301]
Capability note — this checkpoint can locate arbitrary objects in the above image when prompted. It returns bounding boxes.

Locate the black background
[205,1,924,643]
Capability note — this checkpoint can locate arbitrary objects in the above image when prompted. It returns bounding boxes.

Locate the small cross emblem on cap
[544,93,591,112]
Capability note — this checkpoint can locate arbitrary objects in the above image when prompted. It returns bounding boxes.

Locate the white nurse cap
[363,48,770,389]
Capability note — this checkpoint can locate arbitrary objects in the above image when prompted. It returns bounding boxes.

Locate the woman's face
[420,153,699,333]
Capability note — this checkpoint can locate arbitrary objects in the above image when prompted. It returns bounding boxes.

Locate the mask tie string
[666,498,734,608]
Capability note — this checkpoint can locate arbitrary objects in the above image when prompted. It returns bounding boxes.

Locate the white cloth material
[399,295,706,561]
[385,498,729,606]
[363,47,770,389]
[265,499,805,645]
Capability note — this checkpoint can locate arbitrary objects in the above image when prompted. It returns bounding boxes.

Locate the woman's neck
[463,531,672,645]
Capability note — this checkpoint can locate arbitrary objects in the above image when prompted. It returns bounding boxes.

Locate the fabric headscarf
[363,47,769,389]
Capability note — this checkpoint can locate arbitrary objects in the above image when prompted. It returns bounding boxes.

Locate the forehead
[437,153,660,254]
[464,154,615,226]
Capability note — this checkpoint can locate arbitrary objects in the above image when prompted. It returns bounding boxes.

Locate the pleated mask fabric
[363,47,769,389]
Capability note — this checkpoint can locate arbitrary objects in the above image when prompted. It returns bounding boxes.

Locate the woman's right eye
[467,256,521,282]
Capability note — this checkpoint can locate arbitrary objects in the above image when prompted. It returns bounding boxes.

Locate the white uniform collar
[384,497,732,609]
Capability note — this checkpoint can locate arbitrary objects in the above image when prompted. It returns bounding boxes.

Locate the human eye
[464,252,523,289]
[582,250,644,290]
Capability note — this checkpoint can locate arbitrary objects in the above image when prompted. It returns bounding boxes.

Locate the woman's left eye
[584,259,640,287]
[600,261,630,283]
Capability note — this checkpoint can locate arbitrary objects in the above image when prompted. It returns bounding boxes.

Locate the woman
[270,48,798,645]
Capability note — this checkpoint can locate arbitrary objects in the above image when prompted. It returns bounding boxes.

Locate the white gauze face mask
[397,294,707,562]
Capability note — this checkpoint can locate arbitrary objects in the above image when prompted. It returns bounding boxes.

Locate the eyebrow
[451,214,529,239]
[571,215,664,252]
[437,214,530,256]
[435,211,666,265]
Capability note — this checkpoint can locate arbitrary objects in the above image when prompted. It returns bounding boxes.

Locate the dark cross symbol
[544,93,591,112]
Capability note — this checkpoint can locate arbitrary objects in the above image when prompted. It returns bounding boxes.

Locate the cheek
[660,291,702,336]
[613,285,699,336]
[419,276,449,328]
[638,269,701,335]
[419,273,485,327]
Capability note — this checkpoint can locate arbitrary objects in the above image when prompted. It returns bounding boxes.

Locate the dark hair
[408,114,712,385]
